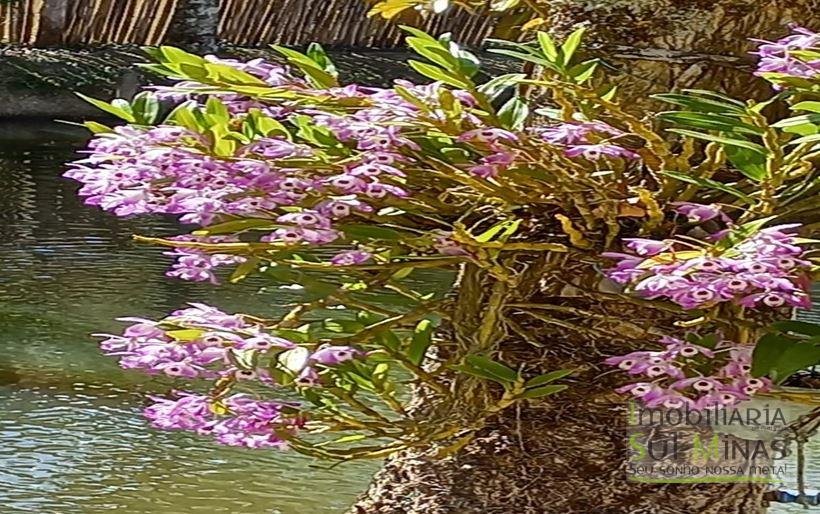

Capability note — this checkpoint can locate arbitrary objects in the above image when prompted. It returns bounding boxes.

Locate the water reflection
[0,131,377,514]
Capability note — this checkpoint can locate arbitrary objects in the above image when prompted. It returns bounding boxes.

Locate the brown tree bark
[539,0,820,110]
[349,262,769,514]
[346,2,819,513]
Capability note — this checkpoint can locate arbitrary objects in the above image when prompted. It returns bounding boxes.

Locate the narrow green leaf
[166,329,205,341]
[229,257,260,283]
[518,384,568,399]
[474,219,521,243]
[724,145,768,181]
[497,96,529,130]
[652,93,746,115]
[559,27,585,66]
[339,224,405,241]
[408,319,434,365]
[657,111,763,135]
[75,93,136,122]
[659,170,752,202]
[408,60,471,89]
[536,32,558,61]
[463,355,518,383]
[668,129,767,155]
[790,101,820,113]
[525,369,573,388]
[477,73,525,101]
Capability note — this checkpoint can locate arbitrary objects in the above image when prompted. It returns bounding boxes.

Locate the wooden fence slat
[2,0,497,47]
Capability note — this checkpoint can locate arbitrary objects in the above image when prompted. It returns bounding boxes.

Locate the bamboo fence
[1,0,497,47]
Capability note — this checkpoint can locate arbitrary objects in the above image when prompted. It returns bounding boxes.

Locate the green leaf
[166,101,202,132]
[668,129,767,155]
[771,320,820,337]
[272,45,338,88]
[724,145,768,181]
[786,133,820,146]
[406,37,458,73]
[474,219,521,243]
[408,60,471,89]
[306,42,338,76]
[487,47,555,70]
[463,355,518,383]
[75,93,136,122]
[536,32,558,61]
[130,92,160,124]
[205,96,231,123]
[657,111,763,136]
[659,170,752,202]
[518,384,568,399]
[322,319,366,334]
[497,96,529,130]
[159,46,204,65]
[407,319,434,365]
[687,333,719,349]
[790,101,820,113]
[525,369,573,388]
[82,121,113,134]
[568,59,599,83]
[375,331,401,351]
[559,27,585,66]
[652,93,746,115]
[166,329,205,341]
[680,89,746,107]
[339,224,405,241]
[399,25,438,42]
[315,434,368,447]
[477,73,525,101]
[772,113,820,129]
[229,257,260,283]
[752,333,820,383]
[193,218,278,235]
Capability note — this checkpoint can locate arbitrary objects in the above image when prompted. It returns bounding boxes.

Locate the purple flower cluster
[604,218,812,310]
[753,25,820,82]
[96,303,295,380]
[65,65,495,278]
[97,302,366,445]
[144,392,304,449]
[608,337,770,410]
[534,121,639,160]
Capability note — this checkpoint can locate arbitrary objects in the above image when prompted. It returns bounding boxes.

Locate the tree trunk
[349,261,769,513]
[166,0,220,52]
[34,0,68,47]
[540,0,820,110]
[346,2,817,512]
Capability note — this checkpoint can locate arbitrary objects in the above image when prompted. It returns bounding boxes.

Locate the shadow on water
[0,120,378,514]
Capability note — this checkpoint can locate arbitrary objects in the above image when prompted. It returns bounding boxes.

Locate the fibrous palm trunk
[166,0,220,52]
[349,2,819,512]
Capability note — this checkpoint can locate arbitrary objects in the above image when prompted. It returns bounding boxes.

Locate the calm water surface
[0,125,377,514]
[0,122,816,514]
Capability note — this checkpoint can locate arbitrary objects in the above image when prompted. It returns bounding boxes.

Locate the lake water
[0,122,816,513]
[0,124,378,514]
